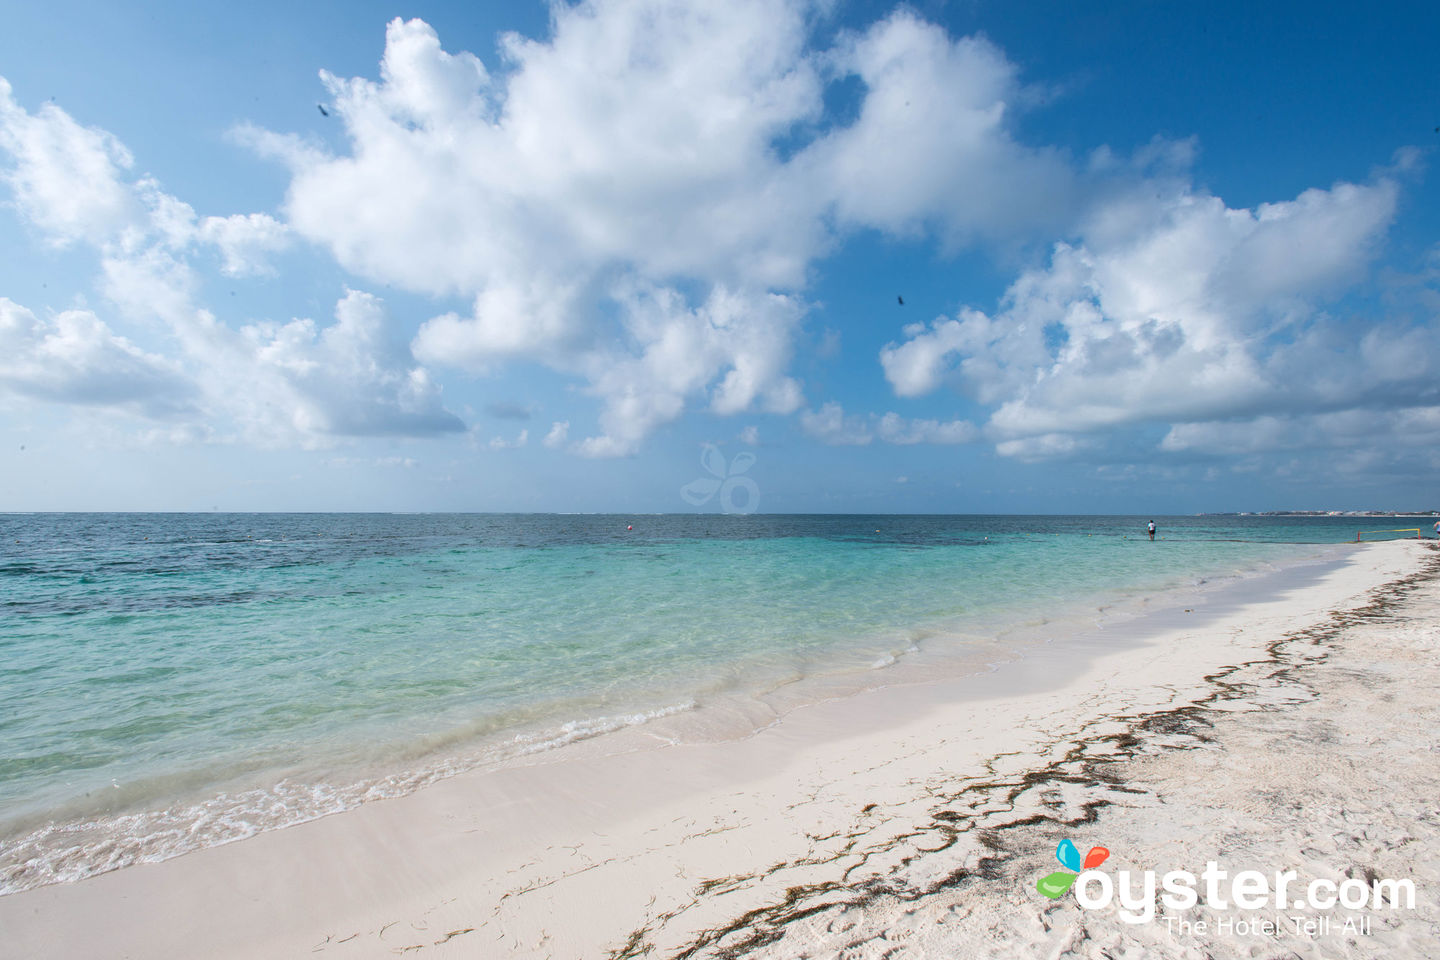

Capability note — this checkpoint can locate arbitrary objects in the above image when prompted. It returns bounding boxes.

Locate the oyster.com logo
[1037,839,1110,899]
[1033,839,1416,934]
[681,445,759,514]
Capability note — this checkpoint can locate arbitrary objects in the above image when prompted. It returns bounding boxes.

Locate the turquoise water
[0,513,1385,891]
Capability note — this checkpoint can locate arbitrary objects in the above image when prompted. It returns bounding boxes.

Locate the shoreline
[0,540,1429,958]
[0,534,1329,897]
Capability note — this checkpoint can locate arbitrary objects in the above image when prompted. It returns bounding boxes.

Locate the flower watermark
[681,444,759,514]
[1037,839,1110,899]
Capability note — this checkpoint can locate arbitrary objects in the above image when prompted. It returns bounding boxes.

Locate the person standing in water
[1147,520,1156,540]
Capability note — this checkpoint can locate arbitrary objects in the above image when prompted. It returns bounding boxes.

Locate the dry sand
[1,541,1435,959]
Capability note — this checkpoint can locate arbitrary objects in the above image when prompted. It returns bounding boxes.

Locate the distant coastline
[1201,510,1440,517]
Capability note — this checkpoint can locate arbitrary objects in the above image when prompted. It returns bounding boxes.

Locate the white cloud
[574,285,805,456]
[2,278,464,446]
[994,433,1095,462]
[875,411,977,444]
[0,86,268,271]
[199,213,291,276]
[489,428,529,450]
[100,245,201,327]
[236,289,466,440]
[374,15,491,124]
[237,290,464,443]
[0,84,462,446]
[249,4,1077,455]
[738,424,759,445]
[800,401,872,446]
[798,12,1072,244]
[1160,416,1300,456]
[0,297,192,416]
[96,271,466,444]
[1157,406,1440,481]
[881,172,1404,458]
[543,420,569,448]
[413,280,582,365]
[802,403,979,447]
[277,9,822,303]
[0,78,137,245]
[879,316,978,398]
[1162,406,1440,457]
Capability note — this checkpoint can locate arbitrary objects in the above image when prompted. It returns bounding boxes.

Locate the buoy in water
[627,525,633,531]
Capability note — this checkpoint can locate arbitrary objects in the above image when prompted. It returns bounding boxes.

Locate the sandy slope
[747,542,1440,959]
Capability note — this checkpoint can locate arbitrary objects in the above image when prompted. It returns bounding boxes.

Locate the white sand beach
[1,540,1435,959]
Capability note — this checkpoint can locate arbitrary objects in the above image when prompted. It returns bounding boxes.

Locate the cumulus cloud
[800,401,873,445]
[543,420,569,448]
[0,78,137,245]
[994,433,1097,462]
[235,289,466,440]
[2,256,463,444]
[881,170,1406,458]
[573,285,805,456]
[0,298,193,416]
[801,402,977,447]
[874,411,978,445]
[96,245,465,443]
[489,428,529,450]
[0,82,291,275]
[0,82,459,445]
[1162,406,1440,458]
[198,213,291,276]
[284,8,821,300]
[798,12,1072,244]
[247,4,1077,455]
[1158,405,1440,481]
[880,315,976,398]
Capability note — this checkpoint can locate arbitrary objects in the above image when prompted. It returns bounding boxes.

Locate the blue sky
[1,0,1436,513]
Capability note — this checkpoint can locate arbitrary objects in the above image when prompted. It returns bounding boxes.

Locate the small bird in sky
[317,104,330,117]
[897,295,905,306]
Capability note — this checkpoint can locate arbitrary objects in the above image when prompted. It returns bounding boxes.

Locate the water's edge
[0,533,1349,895]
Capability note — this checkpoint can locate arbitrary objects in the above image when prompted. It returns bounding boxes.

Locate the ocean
[0,512,1399,893]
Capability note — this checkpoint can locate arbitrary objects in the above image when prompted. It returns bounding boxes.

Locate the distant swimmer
[1434,520,1439,538]
[1147,520,1156,541]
